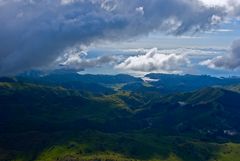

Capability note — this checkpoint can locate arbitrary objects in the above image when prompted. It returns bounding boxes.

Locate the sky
[0,0,240,77]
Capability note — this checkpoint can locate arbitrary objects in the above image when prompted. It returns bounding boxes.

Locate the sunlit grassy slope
[30,132,240,161]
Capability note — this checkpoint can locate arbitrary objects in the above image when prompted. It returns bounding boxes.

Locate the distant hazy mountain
[145,73,240,93]
[17,70,144,95]
[16,70,240,95]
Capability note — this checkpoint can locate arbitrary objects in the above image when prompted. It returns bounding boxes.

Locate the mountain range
[1,71,240,161]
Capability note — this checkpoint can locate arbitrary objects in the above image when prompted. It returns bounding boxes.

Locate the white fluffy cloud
[200,39,240,70]
[56,47,117,70]
[199,0,240,9]
[116,48,190,74]
[200,0,230,7]
[200,0,240,18]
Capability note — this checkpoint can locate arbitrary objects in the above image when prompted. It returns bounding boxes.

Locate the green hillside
[1,79,240,161]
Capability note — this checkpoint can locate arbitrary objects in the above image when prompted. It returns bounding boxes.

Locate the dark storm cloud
[0,0,225,75]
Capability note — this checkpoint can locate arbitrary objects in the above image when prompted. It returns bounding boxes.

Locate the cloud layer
[0,0,226,75]
[200,39,240,70]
